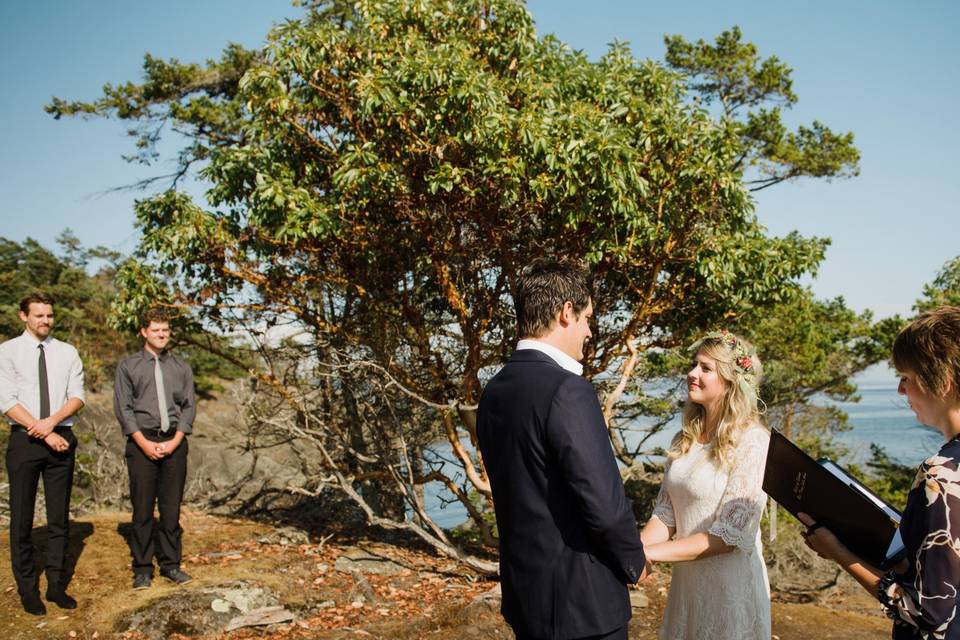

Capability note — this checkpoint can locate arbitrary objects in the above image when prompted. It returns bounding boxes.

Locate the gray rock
[225,605,295,632]
[115,581,278,639]
[219,585,268,613]
[462,583,502,619]
[334,547,407,575]
[629,590,649,609]
[473,583,501,604]
[258,525,311,546]
[211,599,232,613]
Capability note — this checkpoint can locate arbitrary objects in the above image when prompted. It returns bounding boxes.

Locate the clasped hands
[25,417,70,453]
[138,437,178,461]
[634,558,655,584]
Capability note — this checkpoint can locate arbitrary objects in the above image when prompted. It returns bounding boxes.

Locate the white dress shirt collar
[21,331,53,347]
[516,339,584,376]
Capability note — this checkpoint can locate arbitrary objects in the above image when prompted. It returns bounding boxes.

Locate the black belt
[10,424,72,434]
[137,428,177,440]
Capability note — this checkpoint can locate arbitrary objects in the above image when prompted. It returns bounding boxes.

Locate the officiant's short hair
[892,305,960,398]
[515,259,592,339]
[139,308,171,330]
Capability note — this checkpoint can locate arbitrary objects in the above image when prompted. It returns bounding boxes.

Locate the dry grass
[0,510,892,640]
[0,511,271,639]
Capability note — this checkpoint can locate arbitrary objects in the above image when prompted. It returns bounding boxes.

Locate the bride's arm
[641,515,674,546]
[647,427,770,563]
[643,532,734,562]
[644,457,678,549]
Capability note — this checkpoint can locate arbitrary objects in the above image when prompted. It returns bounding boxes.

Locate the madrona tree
[50,0,877,569]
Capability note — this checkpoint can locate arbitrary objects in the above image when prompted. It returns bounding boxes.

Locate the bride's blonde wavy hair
[668,332,765,469]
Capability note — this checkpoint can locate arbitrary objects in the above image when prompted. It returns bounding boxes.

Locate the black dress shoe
[20,592,46,616]
[159,568,193,585]
[46,589,77,609]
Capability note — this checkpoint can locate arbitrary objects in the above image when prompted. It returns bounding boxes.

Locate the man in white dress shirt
[0,292,84,615]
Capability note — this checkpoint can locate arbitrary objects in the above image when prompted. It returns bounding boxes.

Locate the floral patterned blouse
[879,436,960,640]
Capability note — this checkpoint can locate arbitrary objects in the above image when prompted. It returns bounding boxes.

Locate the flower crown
[691,329,758,385]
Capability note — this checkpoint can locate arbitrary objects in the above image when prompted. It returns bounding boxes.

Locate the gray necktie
[154,356,171,432]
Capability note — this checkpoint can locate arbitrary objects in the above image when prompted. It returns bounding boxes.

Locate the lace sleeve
[651,460,676,528]
[708,426,770,551]
[878,452,960,635]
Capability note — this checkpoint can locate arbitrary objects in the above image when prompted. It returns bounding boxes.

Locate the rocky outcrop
[114,581,287,638]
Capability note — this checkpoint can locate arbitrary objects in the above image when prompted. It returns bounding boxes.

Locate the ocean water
[829,363,943,466]
[419,363,944,529]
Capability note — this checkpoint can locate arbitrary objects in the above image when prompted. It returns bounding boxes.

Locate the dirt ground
[0,511,891,639]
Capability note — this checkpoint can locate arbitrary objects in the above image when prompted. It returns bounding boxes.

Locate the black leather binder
[762,429,906,569]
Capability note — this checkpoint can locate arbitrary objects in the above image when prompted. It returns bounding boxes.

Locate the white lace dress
[651,425,771,640]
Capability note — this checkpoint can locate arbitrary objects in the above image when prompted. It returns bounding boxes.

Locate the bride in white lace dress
[641,331,771,640]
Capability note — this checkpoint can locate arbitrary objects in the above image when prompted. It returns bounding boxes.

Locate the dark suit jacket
[477,349,645,640]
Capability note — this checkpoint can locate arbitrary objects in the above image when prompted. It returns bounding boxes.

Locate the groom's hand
[640,558,654,581]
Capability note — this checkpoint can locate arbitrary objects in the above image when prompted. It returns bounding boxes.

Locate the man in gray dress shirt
[113,309,196,589]
[1,292,84,615]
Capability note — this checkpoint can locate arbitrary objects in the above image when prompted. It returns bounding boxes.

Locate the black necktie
[38,344,50,419]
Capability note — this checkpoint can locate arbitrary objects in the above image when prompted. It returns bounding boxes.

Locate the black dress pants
[125,432,188,577]
[5,426,76,596]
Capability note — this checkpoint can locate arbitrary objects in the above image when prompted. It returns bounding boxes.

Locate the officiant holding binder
[763,429,905,569]
[801,306,960,640]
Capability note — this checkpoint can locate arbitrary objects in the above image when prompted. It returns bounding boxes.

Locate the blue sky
[1,1,957,318]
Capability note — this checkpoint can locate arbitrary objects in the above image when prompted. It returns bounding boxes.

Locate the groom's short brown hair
[515,259,592,339]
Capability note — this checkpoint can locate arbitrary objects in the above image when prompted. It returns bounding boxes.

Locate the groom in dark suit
[478,259,646,640]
